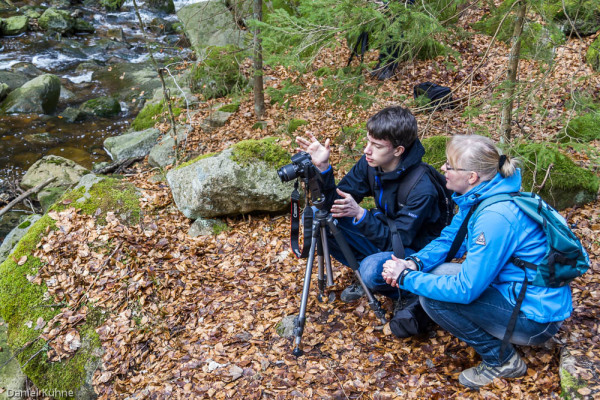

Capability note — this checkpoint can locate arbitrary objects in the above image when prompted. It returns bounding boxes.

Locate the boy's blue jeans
[420,263,562,366]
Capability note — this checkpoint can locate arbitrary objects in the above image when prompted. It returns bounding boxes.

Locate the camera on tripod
[277,151,318,183]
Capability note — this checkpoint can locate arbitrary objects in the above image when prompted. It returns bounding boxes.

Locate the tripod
[292,207,388,356]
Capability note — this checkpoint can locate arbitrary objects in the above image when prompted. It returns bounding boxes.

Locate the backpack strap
[366,163,427,258]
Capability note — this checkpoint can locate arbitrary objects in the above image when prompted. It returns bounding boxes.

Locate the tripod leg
[325,214,388,324]
[292,223,319,357]
[316,229,326,302]
[320,225,335,288]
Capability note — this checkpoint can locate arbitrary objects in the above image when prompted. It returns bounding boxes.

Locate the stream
[0,0,195,240]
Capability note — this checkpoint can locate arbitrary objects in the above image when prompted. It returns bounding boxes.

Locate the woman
[381,135,572,389]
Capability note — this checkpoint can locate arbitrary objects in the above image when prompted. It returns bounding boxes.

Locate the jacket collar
[452,169,523,210]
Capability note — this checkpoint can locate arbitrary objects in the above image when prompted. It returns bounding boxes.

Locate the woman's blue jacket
[400,169,572,323]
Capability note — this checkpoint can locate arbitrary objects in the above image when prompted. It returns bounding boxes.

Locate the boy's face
[364,134,404,172]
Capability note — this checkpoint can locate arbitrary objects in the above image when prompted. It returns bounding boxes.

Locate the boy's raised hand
[295,133,330,172]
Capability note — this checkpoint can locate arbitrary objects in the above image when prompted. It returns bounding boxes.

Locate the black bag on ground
[413,82,454,109]
[389,291,430,338]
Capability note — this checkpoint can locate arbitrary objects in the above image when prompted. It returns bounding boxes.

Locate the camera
[277,151,316,182]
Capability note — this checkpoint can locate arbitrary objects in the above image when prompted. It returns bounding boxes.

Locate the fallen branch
[94,156,145,175]
[0,177,56,218]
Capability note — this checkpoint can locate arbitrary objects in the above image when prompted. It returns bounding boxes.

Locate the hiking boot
[340,282,365,303]
[459,352,527,389]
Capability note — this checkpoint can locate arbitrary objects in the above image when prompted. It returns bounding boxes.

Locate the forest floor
[24,7,600,400]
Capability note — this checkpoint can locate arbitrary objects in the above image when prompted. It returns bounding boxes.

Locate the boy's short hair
[366,106,418,149]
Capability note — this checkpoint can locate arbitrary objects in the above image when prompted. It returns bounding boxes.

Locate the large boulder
[103,128,161,162]
[0,74,61,114]
[20,155,90,198]
[1,15,29,36]
[166,139,292,218]
[38,8,75,34]
[189,45,247,99]
[177,0,246,56]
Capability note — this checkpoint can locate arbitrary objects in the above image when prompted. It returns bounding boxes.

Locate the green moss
[50,178,141,226]
[217,103,240,113]
[212,221,229,235]
[541,0,600,35]
[231,137,290,169]
[514,142,599,209]
[18,220,32,229]
[189,45,247,100]
[131,100,182,131]
[359,196,376,210]
[100,0,125,11]
[559,368,588,399]
[175,152,219,170]
[266,80,304,107]
[0,215,101,398]
[422,135,450,170]
[560,112,600,143]
[315,66,333,77]
[287,119,308,134]
[586,36,600,71]
[80,96,121,118]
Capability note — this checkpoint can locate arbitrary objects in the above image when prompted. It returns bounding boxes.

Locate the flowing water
[0,0,195,239]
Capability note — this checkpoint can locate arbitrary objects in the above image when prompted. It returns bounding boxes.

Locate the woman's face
[441,160,478,195]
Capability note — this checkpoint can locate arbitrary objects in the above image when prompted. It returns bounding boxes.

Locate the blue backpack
[473,192,589,288]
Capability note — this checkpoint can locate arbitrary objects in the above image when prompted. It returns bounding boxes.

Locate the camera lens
[277,164,299,182]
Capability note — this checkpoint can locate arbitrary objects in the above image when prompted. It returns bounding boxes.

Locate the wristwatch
[398,268,412,286]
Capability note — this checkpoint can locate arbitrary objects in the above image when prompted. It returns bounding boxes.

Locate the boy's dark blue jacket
[320,139,441,252]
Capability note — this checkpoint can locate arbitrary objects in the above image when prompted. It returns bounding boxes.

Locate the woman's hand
[382,255,415,288]
[331,189,365,220]
[295,133,330,172]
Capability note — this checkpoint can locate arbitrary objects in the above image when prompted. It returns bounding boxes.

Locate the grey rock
[177,1,246,55]
[104,128,161,162]
[0,70,28,91]
[38,186,67,212]
[166,148,293,219]
[60,107,85,123]
[0,317,27,398]
[205,110,232,128]
[23,132,59,146]
[148,136,176,168]
[107,28,125,41]
[20,155,89,196]
[73,174,105,203]
[0,74,61,114]
[38,8,75,34]
[0,214,41,264]
[187,218,227,237]
[275,315,296,338]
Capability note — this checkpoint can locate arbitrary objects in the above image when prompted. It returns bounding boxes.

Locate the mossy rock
[231,137,290,169]
[217,103,240,113]
[286,119,308,134]
[513,142,599,210]
[422,135,450,171]
[175,152,219,171]
[51,175,141,226]
[38,8,74,34]
[100,0,125,11]
[79,96,121,118]
[559,112,600,143]
[130,99,182,131]
[586,35,600,71]
[189,45,247,100]
[2,15,29,36]
[38,186,68,213]
[73,18,95,34]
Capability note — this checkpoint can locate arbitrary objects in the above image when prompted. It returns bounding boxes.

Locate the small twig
[0,177,56,218]
[95,156,145,175]
[535,163,554,192]
[0,337,41,372]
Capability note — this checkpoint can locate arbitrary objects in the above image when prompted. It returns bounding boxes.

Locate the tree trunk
[499,0,526,142]
[253,0,266,119]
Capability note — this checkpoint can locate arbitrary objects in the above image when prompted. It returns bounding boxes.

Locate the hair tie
[498,155,507,170]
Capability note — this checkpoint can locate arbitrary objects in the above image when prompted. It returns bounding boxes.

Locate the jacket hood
[453,169,523,210]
